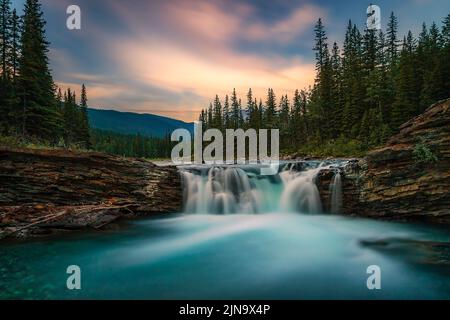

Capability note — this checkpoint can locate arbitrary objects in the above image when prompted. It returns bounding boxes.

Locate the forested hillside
[199,13,450,156]
[0,0,176,158]
[0,0,90,148]
[88,108,193,138]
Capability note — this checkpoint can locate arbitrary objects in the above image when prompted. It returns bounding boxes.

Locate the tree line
[0,0,90,148]
[0,0,174,158]
[90,129,174,159]
[199,12,450,154]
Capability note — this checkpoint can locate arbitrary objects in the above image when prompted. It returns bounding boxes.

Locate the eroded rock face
[0,148,182,238]
[336,99,450,223]
[316,160,362,214]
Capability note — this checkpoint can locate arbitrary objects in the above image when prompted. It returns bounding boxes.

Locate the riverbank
[0,148,182,239]
[338,98,449,223]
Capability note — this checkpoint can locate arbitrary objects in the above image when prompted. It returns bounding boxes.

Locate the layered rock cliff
[321,98,450,223]
[0,148,182,238]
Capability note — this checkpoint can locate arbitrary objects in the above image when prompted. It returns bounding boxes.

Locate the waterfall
[181,166,261,214]
[330,170,343,214]
[179,161,345,215]
[279,165,323,213]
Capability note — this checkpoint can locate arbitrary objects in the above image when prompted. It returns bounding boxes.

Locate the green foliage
[0,0,91,150]
[413,139,438,164]
[285,137,366,158]
[199,13,449,158]
[90,129,173,159]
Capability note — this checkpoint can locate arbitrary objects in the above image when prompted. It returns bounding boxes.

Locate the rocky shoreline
[317,98,450,223]
[0,148,182,239]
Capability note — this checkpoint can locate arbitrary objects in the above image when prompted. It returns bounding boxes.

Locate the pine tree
[391,32,419,128]
[257,99,264,130]
[363,27,377,74]
[278,94,290,148]
[264,88,277,129]
[386,12,399,67]
[245,88,254,128]
[420,22,446,110]
[0,0,11,80]
[311,18,334,141]
[79,84,91,148]
[313,18,328,72]
[207,103,213,129]
[212,94,222,130]
[342,21,365,138]
[230,88,239,129]
[330,41,343,138]
[238,98,244,128]
[10,8,19,81]
[223,94,230,129]
[441,14,450,98]
[19,0,62,141]
[291,89,302,145]
[0,0,12,134]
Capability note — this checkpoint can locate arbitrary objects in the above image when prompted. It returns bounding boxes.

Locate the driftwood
[2,204,135,238]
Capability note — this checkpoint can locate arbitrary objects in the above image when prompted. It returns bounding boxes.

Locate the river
[1,161,449,299]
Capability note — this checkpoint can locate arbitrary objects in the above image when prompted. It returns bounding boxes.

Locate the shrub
[413,139,438,164]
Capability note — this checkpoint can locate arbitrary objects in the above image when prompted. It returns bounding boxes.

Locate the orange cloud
[56,81,128,102]
[109,37,315,115]
[54,0,323,122]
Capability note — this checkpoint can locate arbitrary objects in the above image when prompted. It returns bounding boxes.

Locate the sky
[11,0,450,122]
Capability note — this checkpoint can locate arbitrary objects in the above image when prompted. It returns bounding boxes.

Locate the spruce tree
[79,84,91,148]
[313,18,328,72]
[223,94,230,129]
[19,0,62,141]
[420,22,446,110]
[207,103,213,129]
[212,94,222,130]
[278,94,290,148]
[230,88,239,129]
[441,14,450,98]
[264,88,277,129]
[245,88,254,128]
[10,8,19,81]
[0,0,11,81]
[330,41,343,138]
[386,12,399,67]
[391,32,419,128]
[0,0,11,134]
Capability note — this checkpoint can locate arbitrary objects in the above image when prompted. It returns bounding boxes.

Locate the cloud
[53,0,323,121]
[245,4,327,43]
[107,35,315,115]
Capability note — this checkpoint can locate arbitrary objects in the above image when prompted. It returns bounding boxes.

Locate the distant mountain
[88,108,193,138]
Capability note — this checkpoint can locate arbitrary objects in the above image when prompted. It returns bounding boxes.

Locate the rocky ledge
[0,148,182,239]
[318,98,450,223]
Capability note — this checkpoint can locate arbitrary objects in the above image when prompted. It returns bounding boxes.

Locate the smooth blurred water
[1,213,450,299]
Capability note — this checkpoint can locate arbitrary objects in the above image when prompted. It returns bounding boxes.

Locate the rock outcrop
[323,99,450,223]
[0,148,182,238]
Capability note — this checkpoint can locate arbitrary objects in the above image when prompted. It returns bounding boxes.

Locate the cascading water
[180,160,346,215]
[181,166,262,214]
[330,170,343,214]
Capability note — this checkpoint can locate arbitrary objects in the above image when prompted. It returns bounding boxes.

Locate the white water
[330,171,343,214]
[180,161,346,215]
